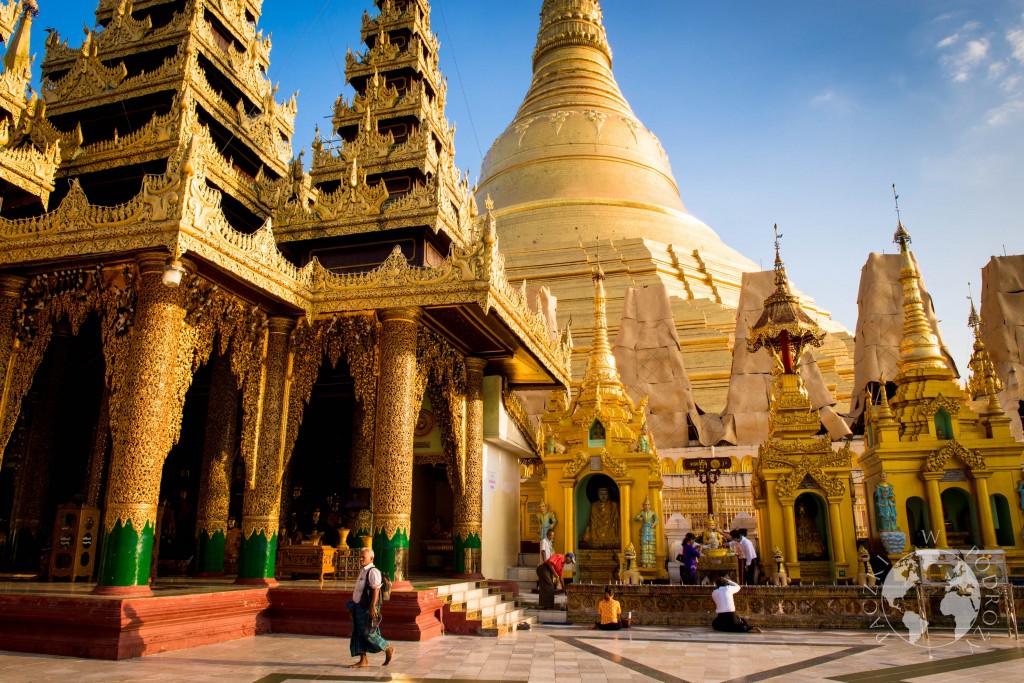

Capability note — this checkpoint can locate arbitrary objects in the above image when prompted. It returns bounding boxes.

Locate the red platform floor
[0,576,449,660]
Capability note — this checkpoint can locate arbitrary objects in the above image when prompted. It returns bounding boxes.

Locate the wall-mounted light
[162,259,185,288]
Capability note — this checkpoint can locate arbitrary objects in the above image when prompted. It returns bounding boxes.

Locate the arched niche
[794,492,830,561]
[940,487,979,548]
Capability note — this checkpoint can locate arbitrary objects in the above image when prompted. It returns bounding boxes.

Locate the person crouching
[711,576,761,633]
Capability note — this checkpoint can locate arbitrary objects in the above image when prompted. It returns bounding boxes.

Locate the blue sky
[32,1,1023,371]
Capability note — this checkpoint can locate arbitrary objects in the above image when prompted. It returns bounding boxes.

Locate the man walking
[346,548,394,668]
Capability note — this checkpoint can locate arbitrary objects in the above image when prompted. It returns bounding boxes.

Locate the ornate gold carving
[923,439,986,473]
[761,440,852,500]
[373,308,419,541]
[0,265,136,469]
[922,394,961,418]
[601,449,628,478]
[453,356,485,541]
[502,381,541,455]
[563,449,588,479]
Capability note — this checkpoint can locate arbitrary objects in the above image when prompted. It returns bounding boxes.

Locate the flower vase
[360,535,373,548]
[338,528,350,548]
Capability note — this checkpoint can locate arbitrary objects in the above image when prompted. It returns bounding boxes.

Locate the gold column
[781,500,798,566]
[84,387,111,508]
[454,356,486,578]
[0,274,26,470]
[618,482,631,555]
[195,352,240,575]
[562,483,575,556]
[97,253,190,593]
[9,326,70,570]
[237,316,293,584]
[371,307,420,585]
[827,497,847,566]
[922,473,948,548]
[349,401,375,536]
[972,473,998,549]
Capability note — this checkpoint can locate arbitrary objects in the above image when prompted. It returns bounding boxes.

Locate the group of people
[677,528,758,585]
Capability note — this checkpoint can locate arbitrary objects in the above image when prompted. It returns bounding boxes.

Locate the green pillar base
[372,528,409,583]
[453,531,482,578]
[195,529,226,576]
[237,530,277,582]
[96,520,154,589]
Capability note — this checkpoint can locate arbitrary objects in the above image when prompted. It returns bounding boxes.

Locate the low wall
[566,584,1024,630]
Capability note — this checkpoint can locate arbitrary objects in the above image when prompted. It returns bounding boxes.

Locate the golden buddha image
[580,487,620,549]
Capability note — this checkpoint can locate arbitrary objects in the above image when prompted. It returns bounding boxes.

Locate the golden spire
[584,261,619,385]
[966,293,1003,403]
[2,1,35,78]
[534,0,612,70]
[891,186,950,377]
[747,225,824,373]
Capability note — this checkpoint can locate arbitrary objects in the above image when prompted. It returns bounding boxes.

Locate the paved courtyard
[2,624,1024,683]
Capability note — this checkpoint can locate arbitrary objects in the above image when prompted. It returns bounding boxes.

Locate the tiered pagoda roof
[273,0,474,252]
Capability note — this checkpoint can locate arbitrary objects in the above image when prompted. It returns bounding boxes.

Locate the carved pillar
[350,401,374,537]
[972,473,998,549]
[0,274,26,471]
[10,327,70,571]
[96,254,189,595]
[562,483,575,557]
[453,357,485,578]
[371,307,419,586]
[83,387,111,508]
[195,353,240,576]
[922,473,948,548]
[238,316,293,584]
[781,500,798,567]
[827,497,847,567]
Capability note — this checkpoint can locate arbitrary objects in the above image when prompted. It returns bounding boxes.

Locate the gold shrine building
[0,0,570,599]
[536,266,667,583]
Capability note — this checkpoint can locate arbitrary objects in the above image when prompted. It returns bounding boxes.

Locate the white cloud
[1008,28,1024,63]
[989,61,1008,79]
[942,37,991,83]
[1002,74,1022,93]
[937,34,959,48]
[985,99,1024,126]
[812,89,836,105]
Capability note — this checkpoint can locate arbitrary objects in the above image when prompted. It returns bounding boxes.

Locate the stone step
[434,581,477,597]
[506,566,536,581]
[443,587,494,605]
[481,609,535,636]
[463,593,503,611]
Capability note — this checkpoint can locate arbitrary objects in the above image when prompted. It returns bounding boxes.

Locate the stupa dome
[477,0,757,273]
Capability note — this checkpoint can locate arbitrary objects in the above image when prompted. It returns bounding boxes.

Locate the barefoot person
[346,548,395,667]
[711,576,761,633]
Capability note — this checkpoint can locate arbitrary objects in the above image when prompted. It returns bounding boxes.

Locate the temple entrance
[285,357,357,548]
[574,473,621,583]
[410,463,454,574]
[906,496,934,548]
[940,487,979,548]
[156,361,214,576]
[1,318,106,576]
[795,492,831,584]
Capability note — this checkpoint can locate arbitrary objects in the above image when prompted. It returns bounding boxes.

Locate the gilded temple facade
[0,0,570,594]
[536,267,667,583]
[858,222,1024,574]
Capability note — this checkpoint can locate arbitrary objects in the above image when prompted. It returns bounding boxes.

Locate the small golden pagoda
[538,264,666,582]
[859,214,1024,573]
[752,229,859,584]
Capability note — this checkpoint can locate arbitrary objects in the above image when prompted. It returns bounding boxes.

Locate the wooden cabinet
[48,504,99,582]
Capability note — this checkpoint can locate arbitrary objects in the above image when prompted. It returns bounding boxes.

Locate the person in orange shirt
[590,585,628,630]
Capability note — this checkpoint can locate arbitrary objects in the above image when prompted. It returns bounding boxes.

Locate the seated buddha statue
[580,487,620,549]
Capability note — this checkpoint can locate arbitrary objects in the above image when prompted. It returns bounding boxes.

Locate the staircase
[436,581,535,637]
[507,552,540,594]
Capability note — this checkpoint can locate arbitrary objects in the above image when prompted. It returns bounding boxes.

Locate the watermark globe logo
[879,550,986,649]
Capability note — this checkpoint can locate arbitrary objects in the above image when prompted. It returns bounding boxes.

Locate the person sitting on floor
[711,576,761,633]
[590,585,630,630]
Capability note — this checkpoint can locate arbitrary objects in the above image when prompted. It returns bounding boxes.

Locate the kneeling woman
[590,585,630,630]
[711,577,761,633]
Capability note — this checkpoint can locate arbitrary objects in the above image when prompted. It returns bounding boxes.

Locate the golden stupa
[477,0,850,414]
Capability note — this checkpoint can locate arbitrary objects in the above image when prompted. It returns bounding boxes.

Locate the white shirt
[738,537,757,567]
[353,562,382,604]
[540,537,553,561]
[712,580,741,613]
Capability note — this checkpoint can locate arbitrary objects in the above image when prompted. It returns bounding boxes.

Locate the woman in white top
[711,577,761,633]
